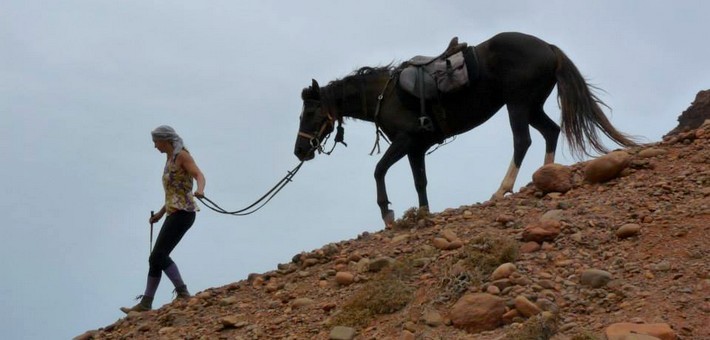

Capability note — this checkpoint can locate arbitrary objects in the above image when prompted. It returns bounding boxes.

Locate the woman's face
[153,139,171,153]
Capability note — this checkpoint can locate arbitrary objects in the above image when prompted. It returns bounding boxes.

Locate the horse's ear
[311,79,320,93]
[302,79,321,100]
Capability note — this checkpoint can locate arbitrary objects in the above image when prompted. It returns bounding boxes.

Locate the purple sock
[143,275,161,298]
[164,263,185,288]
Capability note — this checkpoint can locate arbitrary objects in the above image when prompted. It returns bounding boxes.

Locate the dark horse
[294,32,636,224]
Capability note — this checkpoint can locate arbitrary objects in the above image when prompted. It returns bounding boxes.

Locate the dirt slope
[78,96,709,340]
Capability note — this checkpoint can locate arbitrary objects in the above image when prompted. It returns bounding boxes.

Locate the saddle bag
[399,51,469,100]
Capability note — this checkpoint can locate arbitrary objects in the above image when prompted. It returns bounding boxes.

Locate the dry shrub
[329,259,416,328]
[505,312,558,340]
[463,233,519,275]
[390,207,432,230]
[438,233,519,302]
[570,332,601,340]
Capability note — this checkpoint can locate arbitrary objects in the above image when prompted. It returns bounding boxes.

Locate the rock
[158,327,176,336]
[401,330,416,340]
[441,229,459,242]
[433,237,451,250]
[502,309,520,323]
[490,279,513,291]
[638,148,667,158]
[540,209,566,222]
[605,322,676,340]
[520,241,541,253]
[423,309,444,327]
[220,296,239,306]
[292,298,314,308]
[355,258,370,273]
[486,285,501,295]
[491,263,517,280]
[514,295,542,317]
[585,151,631,183]
[221,315,247,328]
[533,163,573,193]
[448,239,464,249]
[330,326,357,340]
[391,234,409,243]
[450,293,507,333]
[335,271,355,286]
[616,224,642,239]
[496,214,516,224]
[522,220,561,243]
[73,331,97,340]
[651,261,672,272]
[580,269,613,288]
[368,257,395,272]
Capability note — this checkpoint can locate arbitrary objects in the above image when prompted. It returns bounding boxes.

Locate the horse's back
[476,32,558,95]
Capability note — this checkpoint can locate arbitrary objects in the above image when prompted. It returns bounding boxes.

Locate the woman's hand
[149,209,165,224]
[194,190,204,198]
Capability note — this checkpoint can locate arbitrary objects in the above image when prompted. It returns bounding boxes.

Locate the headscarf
[151,125,184,156]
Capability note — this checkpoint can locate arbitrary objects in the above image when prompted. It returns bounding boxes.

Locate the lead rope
[369,75,394,155]
[196,161,304,216]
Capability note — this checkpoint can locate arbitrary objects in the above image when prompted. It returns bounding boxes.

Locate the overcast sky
[2,1,708,339]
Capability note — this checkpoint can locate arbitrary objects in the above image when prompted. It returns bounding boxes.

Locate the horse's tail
[550,44,638,158]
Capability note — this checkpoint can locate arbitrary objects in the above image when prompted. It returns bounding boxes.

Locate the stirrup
[419,116,434,131]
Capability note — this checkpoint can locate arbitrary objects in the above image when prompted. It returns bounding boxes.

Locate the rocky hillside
[79,94,709,340]
[666,90,710,137]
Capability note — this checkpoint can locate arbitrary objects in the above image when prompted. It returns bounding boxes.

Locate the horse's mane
[302,65,397,101]
[326,65,396,88]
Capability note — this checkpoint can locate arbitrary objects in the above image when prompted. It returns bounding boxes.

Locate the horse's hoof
[490,191,505,201]
[382,210,395,227]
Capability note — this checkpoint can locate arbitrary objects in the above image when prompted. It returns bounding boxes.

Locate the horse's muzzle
[294,143,315,161]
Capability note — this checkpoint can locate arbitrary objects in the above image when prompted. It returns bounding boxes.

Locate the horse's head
[294,79,334,161]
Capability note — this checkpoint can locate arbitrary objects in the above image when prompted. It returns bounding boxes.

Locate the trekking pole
[149,211,154,255]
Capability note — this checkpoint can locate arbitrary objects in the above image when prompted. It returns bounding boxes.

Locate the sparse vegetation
[329,259,416,328]
[505,312,558,340]
[570,331,602,340]
[390,207,432,230]
[438,233,519,302]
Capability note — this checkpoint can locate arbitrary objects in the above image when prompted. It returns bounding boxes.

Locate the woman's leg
[148,211,195,292]
[122,211,194,313]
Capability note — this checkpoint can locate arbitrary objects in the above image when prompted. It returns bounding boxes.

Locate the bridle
[297,84,347,154]
[297,107,335,152]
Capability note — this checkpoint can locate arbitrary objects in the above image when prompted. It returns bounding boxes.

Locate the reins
[196,161,304,216]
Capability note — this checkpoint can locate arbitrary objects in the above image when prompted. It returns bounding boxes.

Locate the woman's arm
[150,206,166,223]
[177,152,206,197]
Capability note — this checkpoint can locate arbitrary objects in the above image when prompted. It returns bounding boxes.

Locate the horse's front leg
[407,147,429,211]
[374,135,412,225]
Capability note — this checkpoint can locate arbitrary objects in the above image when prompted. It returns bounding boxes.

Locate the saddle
[399,37,470,100]
[398,37,470,132]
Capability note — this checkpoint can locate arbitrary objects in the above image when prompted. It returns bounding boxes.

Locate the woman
[121,125,206,313]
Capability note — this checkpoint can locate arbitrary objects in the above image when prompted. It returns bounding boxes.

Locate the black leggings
[148,210,195,277]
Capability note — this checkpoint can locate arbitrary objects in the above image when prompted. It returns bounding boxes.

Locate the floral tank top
[163,152,199,214]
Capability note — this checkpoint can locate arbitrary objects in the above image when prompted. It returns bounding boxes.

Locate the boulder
[533,163,573,193]
[514,295,542,317]
[584,151,631,183]
[450,293,507,333]
[491,263,517,280]
[605,322,676,340]
[616,224,642,239]
[522,220,561,243]
[580,269,612,288]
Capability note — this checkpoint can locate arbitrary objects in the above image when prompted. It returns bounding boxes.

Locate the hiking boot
[120,295,153,314]
[174,285,190,300]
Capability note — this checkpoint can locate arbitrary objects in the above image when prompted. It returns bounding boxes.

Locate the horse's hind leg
[530,109,561,164]
[492,104,531,200]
